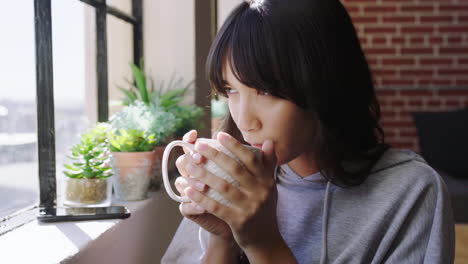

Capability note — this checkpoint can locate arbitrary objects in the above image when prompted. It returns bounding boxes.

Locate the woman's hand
[174,130,234,241]
[184,131,281,250]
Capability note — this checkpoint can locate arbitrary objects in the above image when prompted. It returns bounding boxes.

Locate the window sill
[0,191,175,264]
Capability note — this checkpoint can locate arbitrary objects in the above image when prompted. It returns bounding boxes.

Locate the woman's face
[222,62,315,166]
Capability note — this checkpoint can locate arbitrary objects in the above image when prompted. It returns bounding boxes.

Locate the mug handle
[162,140,194,203]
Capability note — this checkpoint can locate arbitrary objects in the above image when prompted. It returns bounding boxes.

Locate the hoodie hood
[273,148,425,264]
[370,148,426,175]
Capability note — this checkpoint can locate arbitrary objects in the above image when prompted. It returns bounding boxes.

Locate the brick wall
[341,0,468,152]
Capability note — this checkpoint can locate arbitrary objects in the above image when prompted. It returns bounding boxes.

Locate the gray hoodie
[162,148,455,263]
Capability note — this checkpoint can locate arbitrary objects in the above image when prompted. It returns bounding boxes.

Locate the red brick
[384,130,397,139]
[345,6,360,13]
[400,130,418,137]
[391,142,415,149]
[367,58,378,65]
[381,109,398,117]
[352,17,378,23]
[365,48,396,55]
[446,99,461,107]
[439,26,468,33]
[429,37,443,44]
[440,47,468,55]
[401,48,433,55]
[438,89,468,96]
[427,100,442,107]
[382,79,414,86]
[408,99,424,106]
[462,98,468,106]
[438,69,468,76]
[379,99,390,107]
[382,121,414,127]
[458,58,468,65]
[382,58,414,65]
[447,36,463,44]
[419,58,453,65]
[381,111,398,119]
[391,37,405,45]
[382,16,416,23]
[376,0,409,2]
[364,27,397,34]
[420,15,453,23]
[342,0,377,2]
[455,79,468,86]
[399,111,413,121]
[401,26,434,34]
[460,16,468,23]
[409,36,425,44]
[400,90,434,96]
[419,79,451,86]
[401,69,433,77]
[440,5,468,12]
[390,100,405,106]
[372,37,387,45]
[373,69,397,76]
[401,5,434,12]
[364,6,397,13]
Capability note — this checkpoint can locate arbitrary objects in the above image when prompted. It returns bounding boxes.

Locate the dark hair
[206,0,389,187]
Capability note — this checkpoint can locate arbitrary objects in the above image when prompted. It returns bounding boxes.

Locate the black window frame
[0,0,143,235]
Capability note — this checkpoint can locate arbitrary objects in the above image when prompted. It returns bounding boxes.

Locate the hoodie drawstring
[319,180,331,264]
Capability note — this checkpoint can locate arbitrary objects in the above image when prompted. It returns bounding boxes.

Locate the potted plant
[108,101,176,197]
[62,123,113,207]
[118,60,205,139]
[159,92,205,139]
[117,61,205,186]
[108,128,160,201]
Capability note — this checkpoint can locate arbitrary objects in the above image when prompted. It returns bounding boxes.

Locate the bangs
[206,3,291,101]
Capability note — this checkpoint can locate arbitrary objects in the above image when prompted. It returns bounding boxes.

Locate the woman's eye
[226,88,237,95]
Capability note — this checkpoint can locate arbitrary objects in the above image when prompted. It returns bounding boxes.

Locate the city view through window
[0,1,90,219]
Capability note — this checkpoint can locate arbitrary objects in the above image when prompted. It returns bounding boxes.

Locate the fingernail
[185,187,195,198]
[195,142,208,151]
[218,132,231,143]
[194,181,205,191]
[195,204,204,212]
[192,152,202,163]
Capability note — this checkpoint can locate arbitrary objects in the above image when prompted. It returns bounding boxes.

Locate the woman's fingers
[179,201,206,216]
[175,177,206,215]
[182,130,198,154]
[174,176,189,195]
[175,153,192,178]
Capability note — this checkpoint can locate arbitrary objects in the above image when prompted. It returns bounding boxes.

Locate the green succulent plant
[108,128,157,152]
[63,124,113,179]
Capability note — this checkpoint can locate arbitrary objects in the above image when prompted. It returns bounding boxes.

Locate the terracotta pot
[110,151,156,201]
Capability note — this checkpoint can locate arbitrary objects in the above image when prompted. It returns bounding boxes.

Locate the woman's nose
[237,100,261,132]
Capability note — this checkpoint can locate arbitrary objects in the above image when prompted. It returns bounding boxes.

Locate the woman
[162,0,455,263]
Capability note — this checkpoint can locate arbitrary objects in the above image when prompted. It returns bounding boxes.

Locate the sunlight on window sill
[0,191,158,264]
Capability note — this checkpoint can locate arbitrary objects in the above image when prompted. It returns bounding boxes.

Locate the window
[0,0,142,234]
[0,1,38,220]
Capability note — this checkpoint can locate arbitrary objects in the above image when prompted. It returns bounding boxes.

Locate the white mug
[162,138,262,206]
